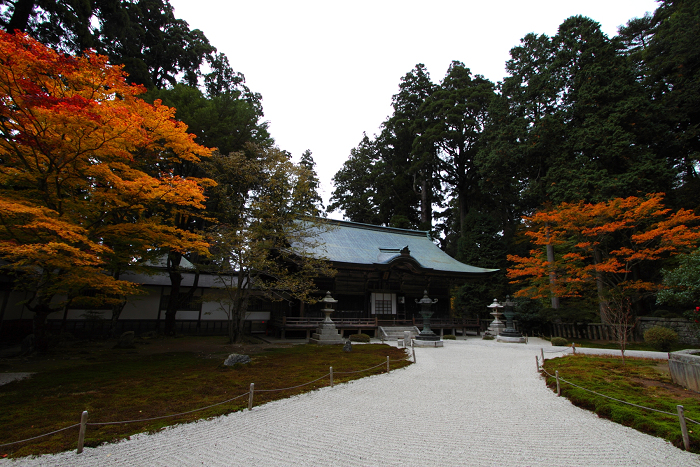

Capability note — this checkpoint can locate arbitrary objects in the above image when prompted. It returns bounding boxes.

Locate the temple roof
[298,219,498,276]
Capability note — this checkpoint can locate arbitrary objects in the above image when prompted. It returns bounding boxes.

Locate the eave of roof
[298,219,498,276]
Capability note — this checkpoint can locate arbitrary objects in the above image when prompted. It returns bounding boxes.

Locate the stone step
[378,326,420,340]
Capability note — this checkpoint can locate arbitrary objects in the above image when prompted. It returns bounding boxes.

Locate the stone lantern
[309,292,345,345]
[319,291,338,323]
[414,290,443,347]
[497,295,526,343]
[486,299,505,336]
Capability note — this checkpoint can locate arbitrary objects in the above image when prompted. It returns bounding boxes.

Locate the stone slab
[412,339,444,348]
[497,335,527,344]
[669,349,700,392]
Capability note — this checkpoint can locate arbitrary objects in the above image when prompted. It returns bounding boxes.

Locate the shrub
[643,326,678,352]
[443,335,456,340]
[482,334,495,340]
[551,337,568,346]
[349,333,370,343]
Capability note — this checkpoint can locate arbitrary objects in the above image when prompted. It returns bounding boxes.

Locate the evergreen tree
[421,61,495,236]
[1,0,216,90]
[292,150,324,217]
[329,134,385,225]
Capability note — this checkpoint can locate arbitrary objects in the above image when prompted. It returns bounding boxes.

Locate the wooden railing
[276,317,378,328]
[419,318,481,329]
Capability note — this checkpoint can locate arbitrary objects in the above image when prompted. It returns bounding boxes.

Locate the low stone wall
[542,316,699,345]
[636,317,700,346]
[669,350,700,393]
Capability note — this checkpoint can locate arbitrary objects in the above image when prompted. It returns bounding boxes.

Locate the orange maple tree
[0,32,213,346]
[507,194,700,320]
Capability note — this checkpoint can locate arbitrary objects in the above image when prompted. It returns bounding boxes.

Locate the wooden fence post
[541,348,545,364]
[76,410,88,454]
[248,383,254,411]
[330,367,334,388]
[386,356,390,373]
[536,356,540,372]
[556,370,561,396]
[678,405,691,451]
[412,343,416,363]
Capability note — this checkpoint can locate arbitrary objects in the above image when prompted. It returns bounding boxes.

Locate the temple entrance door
[371,292,397,324]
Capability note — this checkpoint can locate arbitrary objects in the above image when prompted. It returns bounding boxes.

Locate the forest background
[0,0,699,343]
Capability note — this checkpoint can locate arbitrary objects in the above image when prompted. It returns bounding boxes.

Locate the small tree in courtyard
[203,146,336,343]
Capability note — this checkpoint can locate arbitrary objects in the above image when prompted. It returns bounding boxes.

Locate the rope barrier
[255,374,331,392]
[0,424,81,448]
[334,361,386,374]
[539,365,700,425]
[86,392,251,426]
[538,351,700,450]
[2,354,410,452]
[542,347,574,355]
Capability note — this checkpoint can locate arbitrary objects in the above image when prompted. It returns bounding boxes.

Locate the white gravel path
[3,338,699,466]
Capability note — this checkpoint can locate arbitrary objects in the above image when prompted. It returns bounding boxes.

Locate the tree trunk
[546,243,560,309]
[235,294,249,344]
[165,251,184,335]
[109,299,127,338]
[32,303,54,353]
[230,271,250,344]
[593,249,607,323]
[6,0,34,33]
[165,251,200,335]
[420,174,432,231]
[0,287,10,340]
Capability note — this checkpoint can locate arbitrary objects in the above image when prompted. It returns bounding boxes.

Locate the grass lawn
[0,336,411,458]
[542,354,700,452]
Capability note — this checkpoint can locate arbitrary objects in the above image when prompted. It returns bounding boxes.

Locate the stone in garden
[20,334,34,355]
[343,341,352,352]
[224,354,251,366]
[114,331,135,349]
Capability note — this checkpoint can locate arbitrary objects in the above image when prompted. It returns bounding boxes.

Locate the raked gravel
[3,338,699,467]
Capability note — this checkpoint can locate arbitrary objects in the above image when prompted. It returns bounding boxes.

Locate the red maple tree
[0,32,213,348]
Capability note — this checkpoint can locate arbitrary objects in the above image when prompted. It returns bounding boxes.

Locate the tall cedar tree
[626,0,700,210]
[329,134,384,225]
[420,61,494,236]
[0,32,212,349]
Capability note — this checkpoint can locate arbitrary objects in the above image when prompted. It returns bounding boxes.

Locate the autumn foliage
[0,32,213,330]
[507,194,700,306]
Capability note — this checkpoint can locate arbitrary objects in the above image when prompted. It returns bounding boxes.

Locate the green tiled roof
[300,219,498,276]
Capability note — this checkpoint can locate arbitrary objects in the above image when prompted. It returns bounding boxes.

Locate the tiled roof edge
[320,218,429,238]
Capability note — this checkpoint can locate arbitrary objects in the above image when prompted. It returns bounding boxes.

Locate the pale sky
[168,0,659,214]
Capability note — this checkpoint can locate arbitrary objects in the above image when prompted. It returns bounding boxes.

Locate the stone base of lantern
[488,322,506,336]
[309,322,345,345]
[412,339,444,348]
[497,334,527,344]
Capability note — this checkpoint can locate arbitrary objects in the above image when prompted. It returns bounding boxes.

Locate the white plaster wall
[201,299,228,320]
[121,287,161,319]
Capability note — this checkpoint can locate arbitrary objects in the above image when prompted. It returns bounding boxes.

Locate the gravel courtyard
[3,338,699,467]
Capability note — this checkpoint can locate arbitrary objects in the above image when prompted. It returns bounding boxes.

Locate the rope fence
[0,350,415,454]
[536,349,698,451]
